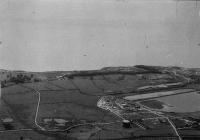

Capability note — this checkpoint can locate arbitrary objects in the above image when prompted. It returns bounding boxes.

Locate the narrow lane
[33,89,46,131]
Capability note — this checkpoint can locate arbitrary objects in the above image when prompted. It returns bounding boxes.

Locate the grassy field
[1,77,125,139]
[69,78,103,95]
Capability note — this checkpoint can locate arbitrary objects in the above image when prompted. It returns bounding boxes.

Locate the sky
[0,0,200,71]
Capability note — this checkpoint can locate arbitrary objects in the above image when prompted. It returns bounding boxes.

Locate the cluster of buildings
[115,98,140,111]
[97,96,151,121]
[97,96,173,130]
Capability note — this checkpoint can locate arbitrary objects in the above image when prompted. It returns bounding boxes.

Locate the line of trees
[1,73,42,88]
[9,74,32,84]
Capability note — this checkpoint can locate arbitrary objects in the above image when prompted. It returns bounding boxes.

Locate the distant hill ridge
[1,65,200,75]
